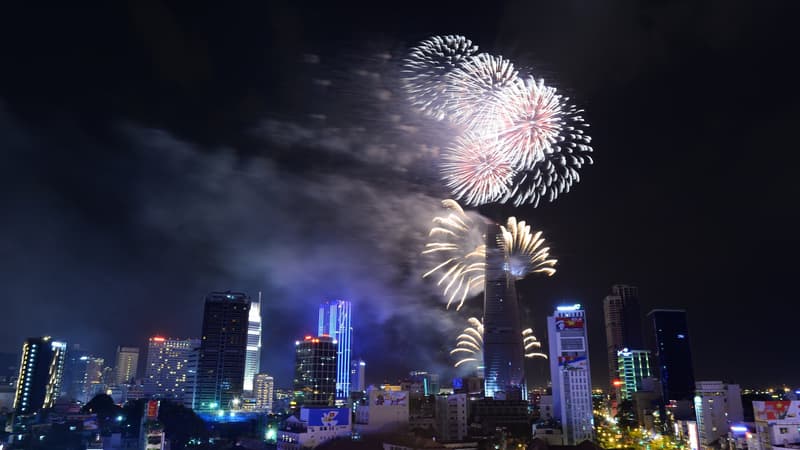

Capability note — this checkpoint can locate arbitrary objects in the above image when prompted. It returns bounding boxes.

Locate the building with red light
[293,335,337,407]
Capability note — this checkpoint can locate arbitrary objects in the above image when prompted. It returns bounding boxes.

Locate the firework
[499,217,557,279]
[522,328,547,359]
[451,318,547,369]
[402,35,479,120]
[441,132,516,207]
[446,53,519,128]
[422,199,486,311]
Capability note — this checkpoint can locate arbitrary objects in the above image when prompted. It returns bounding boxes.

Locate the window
[780,427,789,434]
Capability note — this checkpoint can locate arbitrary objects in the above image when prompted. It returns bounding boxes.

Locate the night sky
[1,2,799,389]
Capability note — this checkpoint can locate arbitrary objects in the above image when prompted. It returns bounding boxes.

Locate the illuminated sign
[754,401,800,421]
[146,400,159,419]
[556,304,582,312]
[555,317,584,330]
[151,337,165,342]
[688,422,699,450]
[305,408,350,427]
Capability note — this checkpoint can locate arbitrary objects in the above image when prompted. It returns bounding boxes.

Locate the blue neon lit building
[318,300,352,399]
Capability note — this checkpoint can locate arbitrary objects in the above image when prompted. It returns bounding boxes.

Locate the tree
[615,400,637,430]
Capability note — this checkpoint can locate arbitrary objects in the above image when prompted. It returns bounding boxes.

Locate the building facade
[254,373,274,412]
[194,291,251,411]
[648,309,696,411]
[548,304,594,445]
[113,346,140,386]
[277,406,351,450]
[354,387,409,434]
[350,358,365,393]
[603,285,644,400]
[483,223,526,400]
[693,381,743,449]
[753,401,800,450]
[60,344,89,402]
[244,293,262,393]
[318,299,352,399]
[13,337,67,415]
[294,335,337,407]
[435,393,468,441]
[617,348,652,401]
[144,336,200,403]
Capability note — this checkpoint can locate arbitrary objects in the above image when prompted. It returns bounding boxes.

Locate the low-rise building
[435,393,468,441]
[277,406,351,450]
[753,400,800,450]
[355,387,409,434]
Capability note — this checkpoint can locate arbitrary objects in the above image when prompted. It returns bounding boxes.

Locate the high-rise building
[113,346,140,386]
[318,299,352,399]
[409,371,440,396]
[693,381,743,448]
[648,309,695,408]
[254,373,274,412]
[603,285,643,395]
[60,344,89,401]
[144,336,200,403]
[483,223,526,400]
[293,335,337,407]
[13,337,67,415]
[82,356,106,403]
[617,349,652,401]
[244,293,262,393]
[435,393,468,441]
[194,291,251,411]
[548,304,594,445]
[350,358,365,393]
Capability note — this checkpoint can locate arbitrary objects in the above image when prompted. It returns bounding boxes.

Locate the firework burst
[523,328,547,359]
[499,216,557,279]
[422,199,486,311]
[451,318,547,369]
[402,35,479,120]
[441,132,516,207]
[446,53,519,128]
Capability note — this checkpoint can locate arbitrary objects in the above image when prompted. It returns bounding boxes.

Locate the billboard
[555,316,584,330]
[146,400,159,419]
[305,408,350,427]
[754,401,800,422]
[373,390,407,406]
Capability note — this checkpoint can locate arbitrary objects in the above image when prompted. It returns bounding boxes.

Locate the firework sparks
[441,132,516,207]
[402,35,479,120]
[422,199,486,311]
[446,53,519,128]
[523,328,547,359]
[499,217,557,279]
[451,318,547,369]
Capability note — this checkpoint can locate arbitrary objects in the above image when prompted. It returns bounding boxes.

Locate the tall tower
[254,373,274,412]
[113,346,140,385]
[647,309,695,408]
[603,284,643,394]
[548,304,594,445]
[482,223,525,400]
[144,336,200,403]
[244,293,263,393]
[318,299,352,399]
[13,337,67,415]
[293,335,337,407]
[350,358,366,393]
[194,291,250,411]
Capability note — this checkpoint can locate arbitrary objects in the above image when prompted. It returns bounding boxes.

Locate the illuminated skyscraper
[616,348,652,401]
[483,223,526,400]
[61,344,88,401]
[603,285,643,397]
[293,335,337,407]
[113,346,140,386]
[318,299,351,398]
[13,337,67,415]
[194,291,251,411]
[244,293,262,393]
[144,336,200,403]
[548,304,594,445]
[648,309,695,407]
[254,373,274,412]
[350,358,365,393]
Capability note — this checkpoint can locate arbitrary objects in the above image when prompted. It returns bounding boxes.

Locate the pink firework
[446,53,519,129]
[496,77,565,170]
[441,133,516,206]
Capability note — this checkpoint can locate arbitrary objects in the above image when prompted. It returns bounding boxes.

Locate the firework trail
[499,216,557,279]
[441,132,516,207]
[451,318,547,369]
[446,53,519,129]
[422,199,486,311]
[402,35,479,120]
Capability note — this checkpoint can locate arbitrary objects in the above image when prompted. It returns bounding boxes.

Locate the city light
[556,304,581,311]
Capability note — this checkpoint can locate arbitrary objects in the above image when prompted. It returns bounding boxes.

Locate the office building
[483,223,526,400]
[435,393,468,441]
[548,304,594,445]
[318,299,352,399]
[603,285,644,399]
[82,356,106,403]
[694,381,743,448]
[617,348,652,401]
[350,358,365,393]
[13,337,67,415]
[753,401,800,450]
[294,335,337,407]
[648,309,696,409]
[60,344,89,401]
[144,336,200,403]
[113,346,140,386]
[408,370,439,396]
[194,291,251,411]
[354,386,409,434]
[277,406,351,450]
[254,373,274,412]
[244,293,262,393]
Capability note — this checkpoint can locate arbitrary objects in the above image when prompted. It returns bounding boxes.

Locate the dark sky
[1,1,799,389]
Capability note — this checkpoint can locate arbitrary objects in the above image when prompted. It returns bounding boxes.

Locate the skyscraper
[82,356,106,403]
[603,285,643,394]
[647,309,695,407]
[318,299,352,399]
[616,349,652,401]
[483,223,526,400]
[13,337,67,415]
[350,358,366,393]
[113,346,140,386]
[548,304,594,445]
[60,344,89,401]
[293,335,337,407]
[244,293,262,393]
[194,291,251,411]
[254,373,274,412]
[144,336,200,403]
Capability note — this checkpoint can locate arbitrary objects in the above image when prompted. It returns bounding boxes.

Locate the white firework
[446,53,519,129]
[499,217,557,279]
[451,318,547,369]
[523,328,547,359]
[441,132,516,207]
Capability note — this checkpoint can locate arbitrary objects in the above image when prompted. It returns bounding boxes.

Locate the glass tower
[244,293,262,392]
[318,299,351,399]
[648,309,695,403]
[293,335,337,407]
[483,223,526,400]
[14,337,67,415]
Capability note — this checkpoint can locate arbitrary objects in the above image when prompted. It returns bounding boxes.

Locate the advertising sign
[754,401,800,422]
[306,408,350,427]
[146,400,159,419]
[373,390,407,406]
